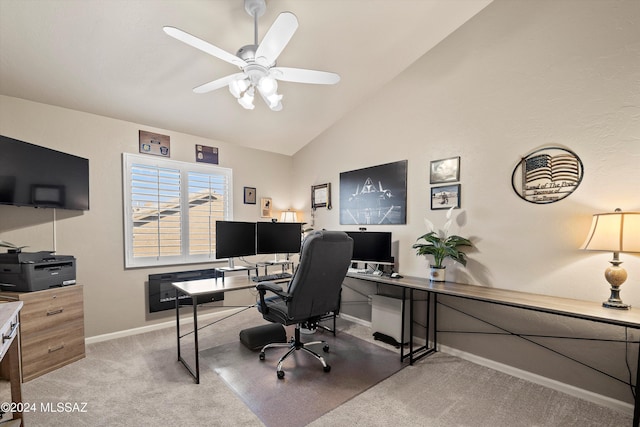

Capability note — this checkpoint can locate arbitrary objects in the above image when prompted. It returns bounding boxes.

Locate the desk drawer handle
[47,308,64,316]
[48,344,65,353]
[2,322,19,343]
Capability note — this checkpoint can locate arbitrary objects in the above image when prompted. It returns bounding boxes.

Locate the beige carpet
[0,308,631,426]
[202,327,404,427]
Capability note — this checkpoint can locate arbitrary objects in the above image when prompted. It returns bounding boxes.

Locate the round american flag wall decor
[511,147,584,204]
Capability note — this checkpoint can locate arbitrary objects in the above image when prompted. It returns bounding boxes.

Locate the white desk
[172,276,257,384]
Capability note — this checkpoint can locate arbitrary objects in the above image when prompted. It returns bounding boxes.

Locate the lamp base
[602,300,630,310]
[601,260,630,310]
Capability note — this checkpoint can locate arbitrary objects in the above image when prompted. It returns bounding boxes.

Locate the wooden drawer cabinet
[0,285,85,382]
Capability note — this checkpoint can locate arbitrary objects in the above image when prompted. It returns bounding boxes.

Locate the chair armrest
[256,282,293,314]
[256,282,292,300]
[256,282,284,294]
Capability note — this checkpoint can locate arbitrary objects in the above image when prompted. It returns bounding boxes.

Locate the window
[123,153,232,268]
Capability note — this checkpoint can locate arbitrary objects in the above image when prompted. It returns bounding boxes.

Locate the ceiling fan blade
[163,26,247,68]
[272,67,340,85]
[255,12,298,66]
[193,73,245,94]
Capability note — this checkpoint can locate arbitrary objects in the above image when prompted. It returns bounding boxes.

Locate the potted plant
[412,207,472,282]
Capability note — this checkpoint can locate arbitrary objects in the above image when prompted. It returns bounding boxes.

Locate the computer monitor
[215,221,256,269]
[256,222,302,261]
[345,231,393,265]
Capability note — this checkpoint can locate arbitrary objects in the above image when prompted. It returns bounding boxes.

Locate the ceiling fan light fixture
[164,2,340,111]
[238,87,255,109]
[229,78,250,98]
[257,75,278,96]
[266,92,283,111]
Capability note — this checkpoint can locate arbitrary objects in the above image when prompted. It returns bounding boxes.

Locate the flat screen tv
[345,231,393,264]
[256,222,302,255]
[0,135,90,210]
[215,221,256,259]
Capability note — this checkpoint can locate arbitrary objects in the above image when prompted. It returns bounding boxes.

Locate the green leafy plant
[412,207,472,269]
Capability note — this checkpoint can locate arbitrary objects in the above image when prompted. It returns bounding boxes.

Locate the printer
[0,251,76,292]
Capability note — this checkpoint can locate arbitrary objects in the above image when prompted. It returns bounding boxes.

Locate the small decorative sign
[139,130,170,157]
[511,146,584,204]
[196,144,219,164]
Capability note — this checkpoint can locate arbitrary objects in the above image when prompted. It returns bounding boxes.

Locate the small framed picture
[430,156,460,184]
[261,197,272,217]
[311,183,332,210]
[431,184,461,210]
[195,144,219,164]
[244,187,256,204]
[139,130,170,157]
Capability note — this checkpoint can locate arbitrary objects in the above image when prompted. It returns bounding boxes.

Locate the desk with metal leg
[347,273,640,425]
[173,276,256,384]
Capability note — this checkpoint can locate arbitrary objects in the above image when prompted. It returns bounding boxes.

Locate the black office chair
[256,230,353,379]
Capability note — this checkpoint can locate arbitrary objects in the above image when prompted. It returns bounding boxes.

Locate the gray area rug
[201,328,404,427]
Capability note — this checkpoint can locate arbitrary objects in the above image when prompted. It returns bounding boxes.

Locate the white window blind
[187,171,227,256]
[123,153,232,268]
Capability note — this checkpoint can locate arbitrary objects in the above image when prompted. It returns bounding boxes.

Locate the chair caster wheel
[277,370,285,379]
[323,365,331,373]
[323,345,329,353]
[259,352,265,361]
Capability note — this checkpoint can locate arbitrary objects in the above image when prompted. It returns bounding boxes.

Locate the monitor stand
[266,253,290,265]
[217,257,249,271]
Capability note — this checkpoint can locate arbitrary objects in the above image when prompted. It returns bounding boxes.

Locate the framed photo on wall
[260,197,272,217]
[195,144,219,164]
[311,183,332,209]
[339,160,407,225]
[431,184,461,210]
[430,156,460,184]
[139,130,170,157]
[244,187,256,204]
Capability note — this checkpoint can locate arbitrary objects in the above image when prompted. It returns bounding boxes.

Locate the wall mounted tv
[0,135,90,211]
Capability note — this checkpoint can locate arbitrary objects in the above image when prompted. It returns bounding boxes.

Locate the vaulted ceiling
[0,0,492,155]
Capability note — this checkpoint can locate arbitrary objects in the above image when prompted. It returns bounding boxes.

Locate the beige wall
[293,0,640,302]
[292,0,640,405]
[0,95,294,336]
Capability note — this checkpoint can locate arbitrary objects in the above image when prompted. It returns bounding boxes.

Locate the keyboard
[347,268,384,276]
[251,272,293,282]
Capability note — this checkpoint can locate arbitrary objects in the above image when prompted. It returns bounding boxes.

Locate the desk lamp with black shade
[581,209,640,309]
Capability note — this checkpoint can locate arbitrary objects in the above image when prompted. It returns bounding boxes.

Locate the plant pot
[429,267,446,282]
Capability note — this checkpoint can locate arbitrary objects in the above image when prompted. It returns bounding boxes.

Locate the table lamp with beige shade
[581,209,640,309]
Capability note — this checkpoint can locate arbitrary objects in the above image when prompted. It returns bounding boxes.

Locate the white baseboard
[339,313,371,328]
[438,344,633,416]
[88,310,367,345]
[85,307,242,345]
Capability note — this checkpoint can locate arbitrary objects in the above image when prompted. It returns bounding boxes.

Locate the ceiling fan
[163,0,340,111]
